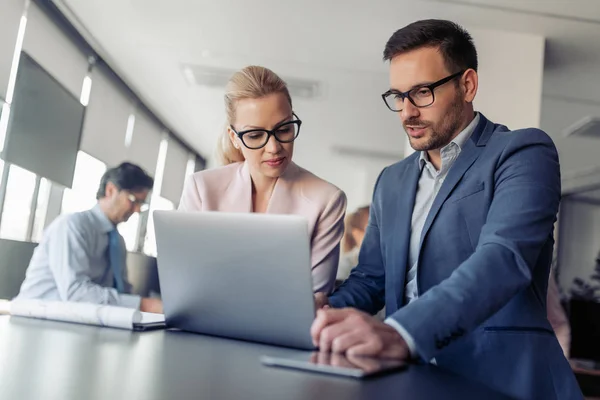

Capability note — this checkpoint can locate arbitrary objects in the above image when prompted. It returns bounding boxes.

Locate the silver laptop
[153,210,316,350]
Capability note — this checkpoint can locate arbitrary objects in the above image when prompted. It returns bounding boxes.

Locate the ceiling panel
[437,0,600,23]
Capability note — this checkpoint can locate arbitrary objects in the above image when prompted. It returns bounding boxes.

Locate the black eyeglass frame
[381,70,466,112]
[230,113,302,150]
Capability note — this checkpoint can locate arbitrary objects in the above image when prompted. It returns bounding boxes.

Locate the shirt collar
[419,112,480,168]
[91,204,116,233]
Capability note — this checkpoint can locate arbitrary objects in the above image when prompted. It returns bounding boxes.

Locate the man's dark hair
[383,19,478,73]
[96,162,154,199]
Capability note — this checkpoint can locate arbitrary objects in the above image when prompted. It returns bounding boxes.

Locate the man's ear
[104,181,118,197]
[462,69,478,103]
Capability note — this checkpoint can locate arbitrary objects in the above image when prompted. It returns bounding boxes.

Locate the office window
[160,138,188,204]
[0,164,37,241]
[143,195,174,256]
[118,213,139,252]
[61,151,106,214]
[31,177,51,242]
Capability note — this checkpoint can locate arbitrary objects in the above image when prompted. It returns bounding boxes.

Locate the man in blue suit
[311,19,582,399]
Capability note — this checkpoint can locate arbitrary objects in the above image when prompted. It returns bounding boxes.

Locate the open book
[0,299,166,331]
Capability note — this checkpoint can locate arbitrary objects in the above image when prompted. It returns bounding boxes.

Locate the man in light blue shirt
[17,162,162,313]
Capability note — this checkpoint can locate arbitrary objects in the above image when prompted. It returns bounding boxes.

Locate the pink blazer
[178,161,347,293]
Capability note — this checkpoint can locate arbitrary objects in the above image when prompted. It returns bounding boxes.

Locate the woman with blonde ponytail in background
[179,66,347,294]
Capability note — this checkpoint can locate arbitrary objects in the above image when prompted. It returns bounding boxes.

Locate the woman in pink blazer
[179,66,347,294]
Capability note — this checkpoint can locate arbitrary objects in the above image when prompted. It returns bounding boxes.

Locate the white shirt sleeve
[119,294,142,309]
[385,318,418,358]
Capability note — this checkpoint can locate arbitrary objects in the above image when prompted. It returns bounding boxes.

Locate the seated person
[179,65,347,294]
[337,205,370,281]
[17,162,163,313]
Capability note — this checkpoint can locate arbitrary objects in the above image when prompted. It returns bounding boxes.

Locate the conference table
[0,316,513,400]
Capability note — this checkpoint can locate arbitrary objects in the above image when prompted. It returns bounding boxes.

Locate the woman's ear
[228,126,240,149]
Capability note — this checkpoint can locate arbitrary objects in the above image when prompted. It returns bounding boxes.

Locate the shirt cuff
[119,294,142,310]
[385,317,418,358]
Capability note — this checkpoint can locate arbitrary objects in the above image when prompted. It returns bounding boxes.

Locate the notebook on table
[0,299,166,331]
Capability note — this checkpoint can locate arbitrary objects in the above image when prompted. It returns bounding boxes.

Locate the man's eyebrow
[389,81,434,92]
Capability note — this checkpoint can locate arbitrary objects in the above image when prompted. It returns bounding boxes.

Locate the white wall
[541,96,600,193]
[557,199,600,295]
[473,28,545,130]
[292,71,403,211]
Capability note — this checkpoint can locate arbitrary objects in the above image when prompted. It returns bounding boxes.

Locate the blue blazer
[329,115,582,400]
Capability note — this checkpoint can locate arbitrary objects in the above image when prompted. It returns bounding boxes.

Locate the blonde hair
[341,206,370,253]
[216,66,293,166]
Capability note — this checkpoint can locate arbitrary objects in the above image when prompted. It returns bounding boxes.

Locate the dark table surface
[0,316,513,400]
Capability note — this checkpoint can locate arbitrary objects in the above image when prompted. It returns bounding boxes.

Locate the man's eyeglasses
[125,193,149,212]
[230,113,302,150]
[381,71,465,112]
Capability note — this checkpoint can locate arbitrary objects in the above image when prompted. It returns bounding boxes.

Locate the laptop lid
[154,210,316,350]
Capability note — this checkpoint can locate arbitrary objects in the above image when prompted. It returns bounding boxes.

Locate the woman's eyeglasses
[230,113,302,150]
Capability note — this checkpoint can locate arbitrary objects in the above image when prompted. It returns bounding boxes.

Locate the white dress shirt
[16,205,140,308]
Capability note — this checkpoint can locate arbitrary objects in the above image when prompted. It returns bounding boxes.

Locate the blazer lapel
[419,116,492,247]
[265,162,298,215]
[390,156,421,311]
[221,162,253,213]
